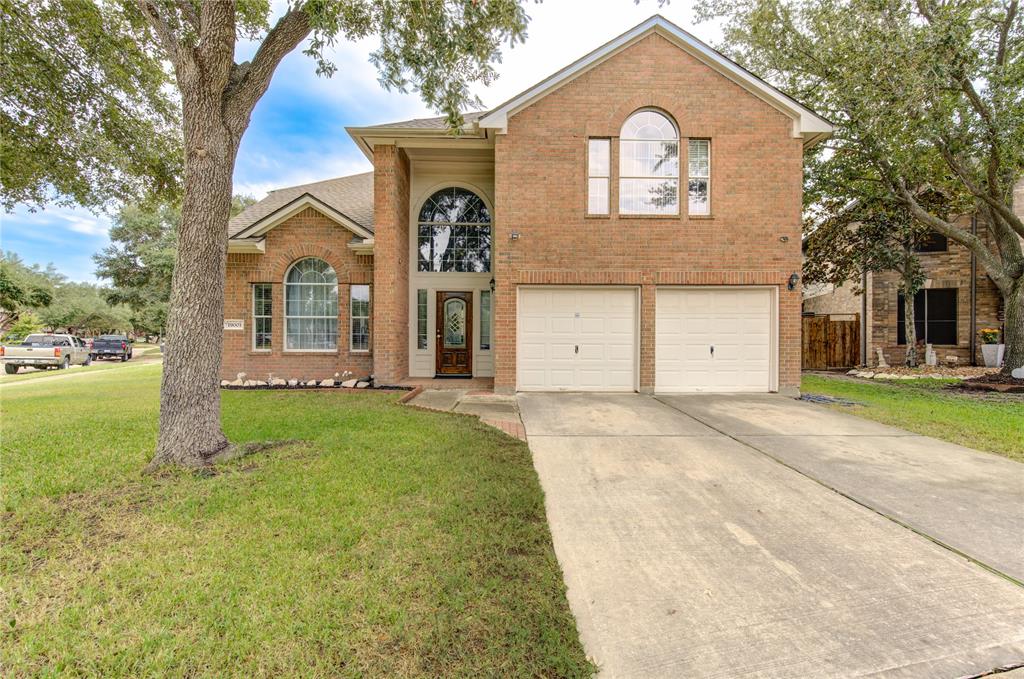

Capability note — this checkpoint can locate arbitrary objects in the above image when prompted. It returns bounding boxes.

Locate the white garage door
[656,288,773,392]
[518,287,637,391]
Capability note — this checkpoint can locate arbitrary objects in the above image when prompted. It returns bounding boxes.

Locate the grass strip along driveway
[801,374,1024,462]
[1,364,591,677]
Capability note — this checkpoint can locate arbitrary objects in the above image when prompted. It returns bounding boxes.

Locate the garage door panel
[518,288,637,391]
[656,288,773,393]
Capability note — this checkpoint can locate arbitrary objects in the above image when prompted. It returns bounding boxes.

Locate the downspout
[969,215,978,366]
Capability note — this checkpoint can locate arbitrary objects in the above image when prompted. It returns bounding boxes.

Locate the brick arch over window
[270,243,352,285]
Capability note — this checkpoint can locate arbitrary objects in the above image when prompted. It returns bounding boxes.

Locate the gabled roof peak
[477,14,832,147]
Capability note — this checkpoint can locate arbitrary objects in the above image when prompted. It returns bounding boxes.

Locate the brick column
[371,145,410,384]
[639,283,656,392]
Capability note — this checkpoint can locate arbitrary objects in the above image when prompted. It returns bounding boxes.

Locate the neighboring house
[223,16,832,394]
[802,216,1006,367]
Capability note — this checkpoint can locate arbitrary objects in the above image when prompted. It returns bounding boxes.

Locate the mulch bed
[957,373,1024,393]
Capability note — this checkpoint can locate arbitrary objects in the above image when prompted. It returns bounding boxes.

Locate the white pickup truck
[1,333,92,374]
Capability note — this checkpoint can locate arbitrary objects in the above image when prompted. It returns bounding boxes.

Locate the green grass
[802,374,1024,462]
[0,355,161,384]
[1,365,591,677]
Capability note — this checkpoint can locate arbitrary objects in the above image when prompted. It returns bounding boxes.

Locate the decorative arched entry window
[619,109,680,215]
[284,257,338,351]
[417,187,491,272]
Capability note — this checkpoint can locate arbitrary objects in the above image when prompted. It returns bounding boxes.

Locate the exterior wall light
[509,231,520,241]
[787,273,800,291]
[489,278,495,292]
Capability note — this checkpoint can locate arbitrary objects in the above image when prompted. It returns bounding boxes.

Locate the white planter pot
[981,343,1005,368]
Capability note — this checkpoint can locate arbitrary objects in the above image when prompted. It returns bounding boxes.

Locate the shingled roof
[228,171,374,239]
[358,110,487,131]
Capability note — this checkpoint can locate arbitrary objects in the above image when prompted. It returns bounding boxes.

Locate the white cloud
[64,214,109,237]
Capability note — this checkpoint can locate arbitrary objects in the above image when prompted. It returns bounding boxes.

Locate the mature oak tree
[697,0,1024,372]
[2,0,530,468]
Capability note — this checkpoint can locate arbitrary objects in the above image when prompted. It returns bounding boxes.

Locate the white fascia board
[232,194,374,241]
[227,238,266,254]
[347,238,375,256]
[478,15,833,145]
[345,126,489,161]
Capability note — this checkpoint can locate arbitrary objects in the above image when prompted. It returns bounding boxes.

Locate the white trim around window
[687,139,711,216]
[350,284,371,352]
[587,138,610,215]
[619,109,680,216]
[252,283,273,351]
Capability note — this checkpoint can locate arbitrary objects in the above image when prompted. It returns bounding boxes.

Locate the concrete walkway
[406,389,526,439]
[519,392,1024,678]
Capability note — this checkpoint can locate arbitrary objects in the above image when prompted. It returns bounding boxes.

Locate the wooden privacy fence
[802,314,860,370]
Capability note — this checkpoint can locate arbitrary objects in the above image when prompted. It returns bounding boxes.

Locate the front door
[436,291,473,376]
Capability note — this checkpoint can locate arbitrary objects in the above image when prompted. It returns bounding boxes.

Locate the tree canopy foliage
[697,0,1024,370]
[94,195,255,336]
[0,0,182,210]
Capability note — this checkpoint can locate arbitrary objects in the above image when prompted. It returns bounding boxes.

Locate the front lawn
[802,374,1024,462]
[1,364,591,677]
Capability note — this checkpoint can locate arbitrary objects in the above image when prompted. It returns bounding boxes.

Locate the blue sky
[0,1,722,282]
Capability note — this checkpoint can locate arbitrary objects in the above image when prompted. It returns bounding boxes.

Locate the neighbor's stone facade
[221,208,374,381]
[492,33,805,392]
[866,222,1003,367]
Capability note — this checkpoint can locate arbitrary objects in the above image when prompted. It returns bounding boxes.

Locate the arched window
[417,187,491,272]
[619,110,679,215]
[285,258,338,351]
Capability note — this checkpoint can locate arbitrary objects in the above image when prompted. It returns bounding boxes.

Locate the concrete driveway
[519,392,1024,678]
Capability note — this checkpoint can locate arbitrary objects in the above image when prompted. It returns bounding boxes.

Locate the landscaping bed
[957,372,1024,393]
[1,364,591,677]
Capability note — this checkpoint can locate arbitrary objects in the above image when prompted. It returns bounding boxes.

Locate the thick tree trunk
[149,117,237,468]
[1002,276,1024,374]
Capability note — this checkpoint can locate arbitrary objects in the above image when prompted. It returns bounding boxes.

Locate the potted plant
[979,328,1004,367]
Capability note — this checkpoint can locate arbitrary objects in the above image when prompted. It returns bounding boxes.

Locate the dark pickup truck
[91,334,134,362]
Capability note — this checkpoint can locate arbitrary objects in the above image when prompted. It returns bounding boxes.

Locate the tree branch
[894,181,1013,293]
[174,0,200,33]
[934,138,1024,238]
[223,7,312,130]
[138,0,189,73]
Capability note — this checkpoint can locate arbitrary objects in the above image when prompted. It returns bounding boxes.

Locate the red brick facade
[370,145,411,384]
[221,208,374,381]
[493,33,804,392]
[223,30,814,392]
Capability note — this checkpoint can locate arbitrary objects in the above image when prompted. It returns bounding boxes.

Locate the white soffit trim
[227,238,266,254]
[347,238,375,255]
[477,15,834,145]
[232,193,374,241]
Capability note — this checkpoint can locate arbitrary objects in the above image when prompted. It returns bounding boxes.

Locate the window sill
[249,350,272,355]
[618,213,682,220]
[350,350,370,355]
[283,350,340,355]
[687,213,714,220]
[584,213,611,219]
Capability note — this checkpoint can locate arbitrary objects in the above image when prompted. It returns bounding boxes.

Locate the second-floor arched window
[619,110,679,215]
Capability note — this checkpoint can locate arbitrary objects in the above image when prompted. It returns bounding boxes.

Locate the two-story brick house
[222,16,832,393]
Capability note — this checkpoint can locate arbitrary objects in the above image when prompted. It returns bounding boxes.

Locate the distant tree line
[0,253,131,338]
[93,195,256,340]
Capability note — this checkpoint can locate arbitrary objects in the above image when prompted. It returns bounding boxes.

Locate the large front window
[898,288,958,345]
[285,258,338,351]
[619,110,679,215]
[417,187,491,272]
